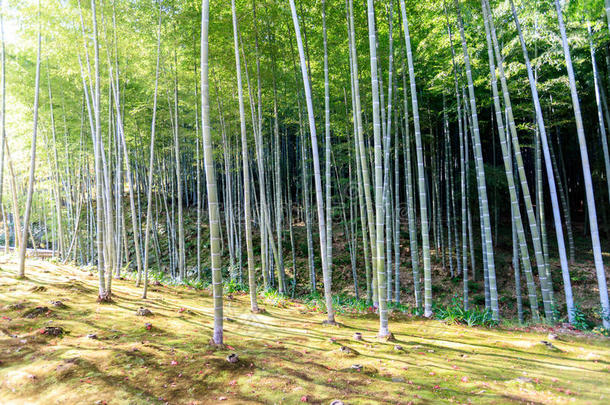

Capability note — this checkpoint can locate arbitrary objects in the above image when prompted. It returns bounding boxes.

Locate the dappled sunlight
[3,0,610,403]
[1,260,609,404]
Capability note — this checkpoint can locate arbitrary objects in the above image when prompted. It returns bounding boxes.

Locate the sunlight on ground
[1,257,609,404]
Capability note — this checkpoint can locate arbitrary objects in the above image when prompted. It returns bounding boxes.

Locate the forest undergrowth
[131,207,610,332]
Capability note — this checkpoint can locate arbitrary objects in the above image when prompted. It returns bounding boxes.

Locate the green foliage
[302,292,409,315]
[434,296,498,327]
[303,292,366,314]
[224,279,248,294]
[570,268,589,283]
[387,300,410,313]
[594,305,610,325]
[570,303,591,331]
[121,261,133,274]
[120,264,211,290]
[411,306,425,317]
[5,0,610,335]
[184,278,209,291]
[261,289,289,308]
[329,295,371,314]
[5,262,610,405]
[468,280,481,292]
[302,291,329,313]
[151,270,167,284]
[333,254,351,266]
[550,303,561,325]
[592,326,610,337]
[472,294,486,306]
[299,242,308,257]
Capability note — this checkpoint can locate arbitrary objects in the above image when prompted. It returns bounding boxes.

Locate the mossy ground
[1,257,609,404]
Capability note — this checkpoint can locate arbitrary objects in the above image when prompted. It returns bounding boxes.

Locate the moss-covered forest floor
[1,258,609,404]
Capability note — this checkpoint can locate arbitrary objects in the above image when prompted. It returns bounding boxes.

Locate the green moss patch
[1,259,609,404]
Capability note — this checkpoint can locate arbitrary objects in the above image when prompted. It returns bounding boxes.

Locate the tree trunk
[201,0,223,344]
[455,0,498,320]
[142,7,161,299]
[289,0,335,324]
[231,0,258,311]
[400,0,432,317]
[18,1,41,278]
[554,0,608,328]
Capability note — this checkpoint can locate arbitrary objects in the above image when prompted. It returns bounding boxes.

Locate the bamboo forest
[2,0,610,403]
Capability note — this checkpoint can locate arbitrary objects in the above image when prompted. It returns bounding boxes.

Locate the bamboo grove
[4,0,610,344]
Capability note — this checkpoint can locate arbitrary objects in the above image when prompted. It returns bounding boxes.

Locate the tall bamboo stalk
[18,0,41,278]
[554,0,608,328]
[231,0,258,312]
[455,0,498,320]
[400,0,431,316]
[142,4,161,299]
[366,0,390,337]
[289,0,335,324]
[201,0,223,344]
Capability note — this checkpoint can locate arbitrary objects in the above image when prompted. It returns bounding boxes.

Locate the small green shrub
[302,292,378,315]
[411,306,424,317]
[551,303,561,324]
[594,305,610,325]
[261,289,289,308]
[571,303,591,331]
[435,296,497,327]
[224,279,248,294]
[387,300,410,313]
[570,269,588,282]
[185,278,209,290]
